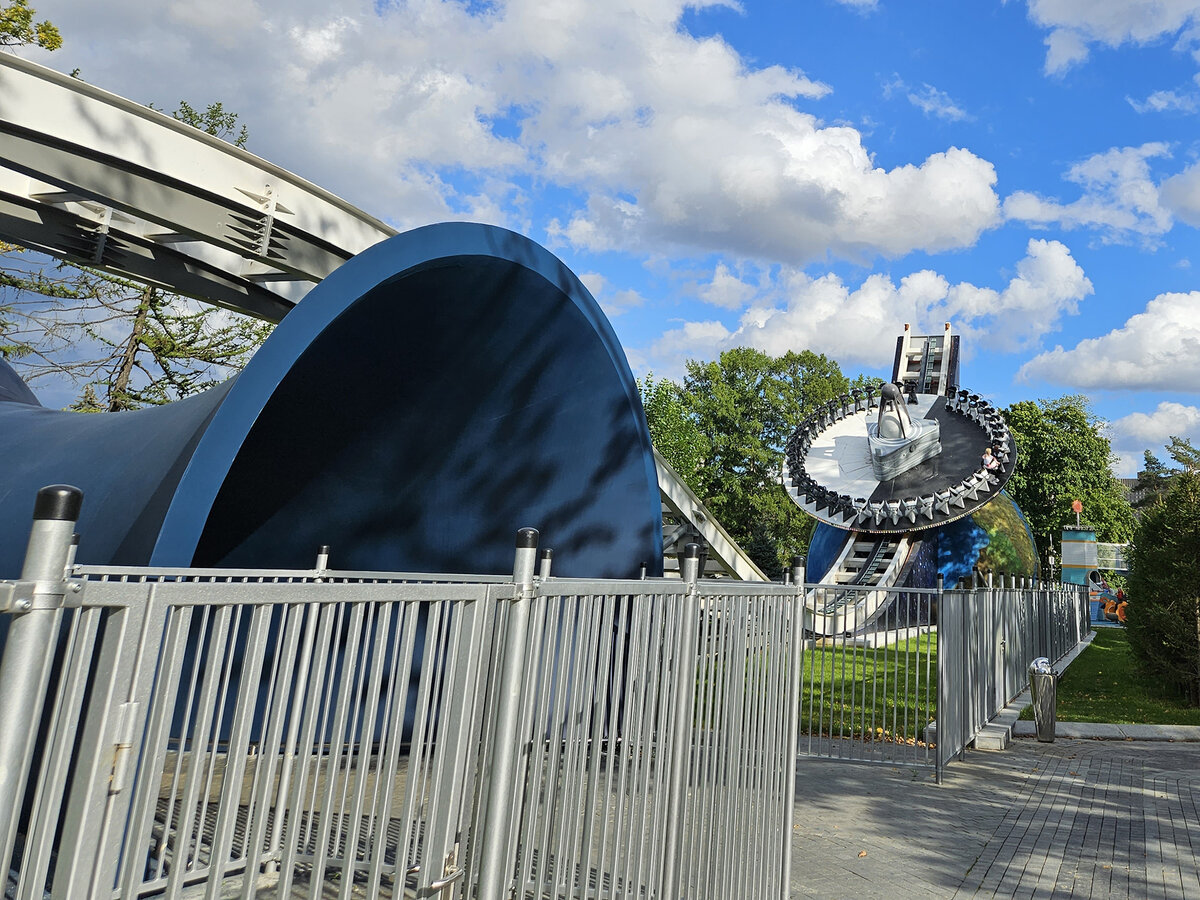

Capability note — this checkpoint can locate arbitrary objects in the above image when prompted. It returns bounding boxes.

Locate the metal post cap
[515,527,540,548]
[684,543,702,559]
[32,484,83,522]
[540,548,554,559]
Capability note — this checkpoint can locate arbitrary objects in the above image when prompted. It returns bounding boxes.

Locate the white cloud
[579,272,645,317]
[1159,160,1200,225]
[1003,143,1173,241]
[647,238,1091,371]
[906,84,972,121]
[1108,401,1200,475]
[1021,0,1200,73]
[1127,88,1199,113]
[32,0,1002,266]
[698,263,759,309]
[1018,291,1200,389]
[1112,401,1200,443]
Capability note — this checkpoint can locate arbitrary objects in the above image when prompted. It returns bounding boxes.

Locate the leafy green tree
[1133,450,1175,509]
[152,99,249,148]
[638,373,704,486]
[1,102,272,410]
[680,347,856,578]
[1166,435,1200,474]
[0,0,61,50]
[1002,395,1135,575]
[1125,470,1200,705]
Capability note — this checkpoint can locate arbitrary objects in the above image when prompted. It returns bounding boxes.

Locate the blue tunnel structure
[0,222,663,579]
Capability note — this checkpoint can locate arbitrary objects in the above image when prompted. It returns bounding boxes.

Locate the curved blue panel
[0,223,662,579]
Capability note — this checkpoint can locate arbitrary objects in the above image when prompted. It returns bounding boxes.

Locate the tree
[1166,435,1200,473]
[638,373,704,487]
[0,0,61,50]
[1132,449,1174,510]
[1001,395,1135,575]
[1,102,273,410]
[1125,470,1200,705]
[679,347,858,578]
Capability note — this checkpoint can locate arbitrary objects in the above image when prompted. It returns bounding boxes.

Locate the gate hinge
[109,701,142,794]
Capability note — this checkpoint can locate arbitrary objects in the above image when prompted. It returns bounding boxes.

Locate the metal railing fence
[937,576,1089,769]
[0,491,801,900]
[794,581,939,772]
[793,571,1089,780]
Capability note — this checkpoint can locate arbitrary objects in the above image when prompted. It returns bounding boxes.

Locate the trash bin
[1028,657,1056,742]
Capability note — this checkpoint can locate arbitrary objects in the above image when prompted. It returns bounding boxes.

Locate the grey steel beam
[0,53,396,319]
[0,189,294,321]
[655,448,768,581]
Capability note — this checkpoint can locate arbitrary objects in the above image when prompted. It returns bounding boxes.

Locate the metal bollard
[476,527,539,900]
[0,485,83,881]
[680,542,701,585]
[791,555,806,590]
[1028,657,1057,742]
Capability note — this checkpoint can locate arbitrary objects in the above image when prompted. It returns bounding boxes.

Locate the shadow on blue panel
[0,223,662,578]
[1,223,664,748]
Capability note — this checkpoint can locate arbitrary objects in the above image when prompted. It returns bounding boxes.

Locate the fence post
[783,556,805,892]
[476,527,539,900]
[935,573,947,782]
[538,548,553,580]
[959,572,970,762]
[0,485,82,881]
[662,543,701,900]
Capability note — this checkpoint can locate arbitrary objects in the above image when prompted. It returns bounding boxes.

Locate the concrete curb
[971,631,1098,750]
[977,630,1200,745]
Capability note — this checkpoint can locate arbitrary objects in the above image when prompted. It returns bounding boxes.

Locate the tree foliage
[1001,395,1135,574]
[0,99,271,411]
[638,373,703,485]
[153,99,249,148]
[1,250,273,410]
[0,0,61,50]
[1125,470,1200,705]
[671,347,860,579]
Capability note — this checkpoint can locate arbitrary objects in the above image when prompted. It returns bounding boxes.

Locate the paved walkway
[791,734,1200,898]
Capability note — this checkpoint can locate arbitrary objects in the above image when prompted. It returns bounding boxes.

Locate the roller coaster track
[0,54,766,581]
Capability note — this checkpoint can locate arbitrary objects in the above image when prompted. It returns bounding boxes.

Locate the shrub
[1125,471,1200,705]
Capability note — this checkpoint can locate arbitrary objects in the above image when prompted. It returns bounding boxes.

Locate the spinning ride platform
[782,325,1019,634]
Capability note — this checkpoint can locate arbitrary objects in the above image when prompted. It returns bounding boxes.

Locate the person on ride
[982,446,1000,482]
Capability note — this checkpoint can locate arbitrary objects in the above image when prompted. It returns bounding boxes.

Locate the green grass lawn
[1019,627,1200,726]
[798,636,936,742]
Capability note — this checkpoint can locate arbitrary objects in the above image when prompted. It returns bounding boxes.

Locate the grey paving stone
[792,737,1200,898]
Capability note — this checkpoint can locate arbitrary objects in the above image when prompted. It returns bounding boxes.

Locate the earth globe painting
[783,324,1035,635]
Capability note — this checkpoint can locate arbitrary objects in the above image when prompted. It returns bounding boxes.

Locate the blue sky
[19,0,1200,474]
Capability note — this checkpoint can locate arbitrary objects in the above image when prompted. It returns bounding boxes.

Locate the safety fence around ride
[0,490,1088,899]
[791,574,1089,775]
[0,498,802,900]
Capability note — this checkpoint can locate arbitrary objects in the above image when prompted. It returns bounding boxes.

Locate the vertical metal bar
[201,601,273,900]
[52,594,152,900]
[660,547,700,900]
[311,601,367,887]
[19,607,97,900]
[576,590,617,897]
[240,602,310,896]
[935,577,946,783]
[782,560,803,899]
[118,604,191,899]
[0,485,81,881]
[476,528,539,900]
